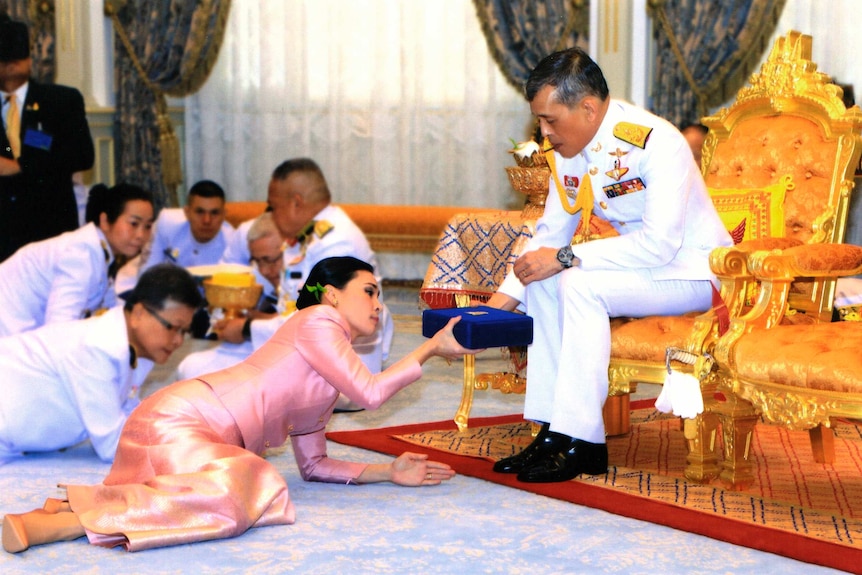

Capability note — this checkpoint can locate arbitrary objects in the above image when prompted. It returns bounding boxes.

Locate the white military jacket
[140,207,235,271]
[499,99,733,304]
[0,305,153,463]
[249,204,379,347]
[0,222,116,337]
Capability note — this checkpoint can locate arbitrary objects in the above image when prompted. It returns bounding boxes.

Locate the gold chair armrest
[715,244,862,364]
[750,243,862,279]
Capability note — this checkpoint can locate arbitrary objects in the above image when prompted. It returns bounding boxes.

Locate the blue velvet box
[421,306,533,349]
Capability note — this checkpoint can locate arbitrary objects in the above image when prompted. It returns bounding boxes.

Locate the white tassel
[655,370,704,419]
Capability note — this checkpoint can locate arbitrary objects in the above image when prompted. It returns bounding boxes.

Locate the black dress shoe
[516,438,608,483]
[493,424,569,474]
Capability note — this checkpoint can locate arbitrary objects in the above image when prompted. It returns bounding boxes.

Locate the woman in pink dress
[2,256,475,554]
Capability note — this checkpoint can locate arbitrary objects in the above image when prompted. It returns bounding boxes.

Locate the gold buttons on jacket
[599,201,608,209]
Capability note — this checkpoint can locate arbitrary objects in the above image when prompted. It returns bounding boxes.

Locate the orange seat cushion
[734,322,862,393]
[610,314,700,363]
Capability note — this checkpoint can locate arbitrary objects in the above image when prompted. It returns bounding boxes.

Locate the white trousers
[523,267,713,444]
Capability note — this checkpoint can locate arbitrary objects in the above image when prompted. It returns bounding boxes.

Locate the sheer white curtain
[183,0,532,208]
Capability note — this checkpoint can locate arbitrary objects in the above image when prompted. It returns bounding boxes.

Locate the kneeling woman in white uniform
[0,264,203,465]
[0,183,155,337]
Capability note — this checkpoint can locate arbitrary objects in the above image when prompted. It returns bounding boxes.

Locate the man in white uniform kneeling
[178,159,394,407]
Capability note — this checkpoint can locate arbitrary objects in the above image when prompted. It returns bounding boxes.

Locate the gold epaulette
[313,220,334,239]
[296,219,334,244]
[613,122,653,149]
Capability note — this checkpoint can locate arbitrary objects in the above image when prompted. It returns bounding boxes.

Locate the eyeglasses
[143,305,190,337]
[250,254,283,266]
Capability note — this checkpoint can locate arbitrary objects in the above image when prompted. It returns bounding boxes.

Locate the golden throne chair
[705,243,862,489]
[666,32,862,489]
[607,30,862,437]
[606,31,862,452]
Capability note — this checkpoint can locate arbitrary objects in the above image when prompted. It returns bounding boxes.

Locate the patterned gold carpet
[329,403,862,573]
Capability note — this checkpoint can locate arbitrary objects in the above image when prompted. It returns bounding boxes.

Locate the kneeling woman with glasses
[0,264,202,466]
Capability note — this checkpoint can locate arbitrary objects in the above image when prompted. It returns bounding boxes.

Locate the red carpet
[327,400,862,573]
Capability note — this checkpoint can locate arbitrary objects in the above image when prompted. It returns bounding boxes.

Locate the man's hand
[512,247,564,285]
[213,317,248,343]
[0,157,21,176]
[246,310,276,321]
[484,291,519,311]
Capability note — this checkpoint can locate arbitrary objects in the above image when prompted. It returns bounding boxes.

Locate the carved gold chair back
[683,31,862,489]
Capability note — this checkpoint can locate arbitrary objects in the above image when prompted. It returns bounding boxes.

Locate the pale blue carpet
[0,288,844,574]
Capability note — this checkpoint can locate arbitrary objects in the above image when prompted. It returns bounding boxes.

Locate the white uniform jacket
[0,222,117,337]
[178,204,393,380]
[250,204,380,346]
[0,305,153,463]
[220,217,254,267]
[499,99,732,304]
[141,207,235,272]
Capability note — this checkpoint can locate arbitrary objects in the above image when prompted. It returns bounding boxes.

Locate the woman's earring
[332,297,339,307]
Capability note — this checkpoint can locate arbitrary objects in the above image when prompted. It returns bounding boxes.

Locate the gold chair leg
[603,394,630,436]
[683,412,721,484]
[809,425,835,464]
[454,354,476,433]
[715,394,759,490]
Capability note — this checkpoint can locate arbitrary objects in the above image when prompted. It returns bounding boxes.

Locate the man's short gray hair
[246,211,280,244]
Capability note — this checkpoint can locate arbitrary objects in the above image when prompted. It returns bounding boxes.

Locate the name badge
[24,129,53,151]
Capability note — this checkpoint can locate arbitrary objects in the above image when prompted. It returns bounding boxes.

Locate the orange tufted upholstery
[224,201,495,254]
[706,115,839,246]
[733,321,862,394]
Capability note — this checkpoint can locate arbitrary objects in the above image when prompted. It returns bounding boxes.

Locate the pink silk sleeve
[290,429,368,483]
[293,310,422,410]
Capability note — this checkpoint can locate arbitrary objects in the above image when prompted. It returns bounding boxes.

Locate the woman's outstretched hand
[390,452,456,486]
[429,316,484,360]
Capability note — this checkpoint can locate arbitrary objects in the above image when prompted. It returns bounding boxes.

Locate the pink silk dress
[66,305,422,551]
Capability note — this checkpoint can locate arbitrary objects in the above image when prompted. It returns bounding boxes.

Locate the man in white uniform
[116,180,234,292]
[486,48,732,483]
[178,158,393,382]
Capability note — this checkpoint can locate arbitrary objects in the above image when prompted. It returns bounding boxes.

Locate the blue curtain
[472,0,589,93]
[649,0,787,127]
[1,0,54,83]
[107,0,231,210]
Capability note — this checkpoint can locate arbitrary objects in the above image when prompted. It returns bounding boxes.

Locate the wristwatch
[557,245,579,269]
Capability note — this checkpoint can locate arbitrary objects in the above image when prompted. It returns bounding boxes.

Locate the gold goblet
[202,279,263,320]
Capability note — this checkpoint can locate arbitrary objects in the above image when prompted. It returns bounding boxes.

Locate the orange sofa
[224,201,496,254]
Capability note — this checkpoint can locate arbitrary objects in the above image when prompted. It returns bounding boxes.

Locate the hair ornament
[306,282,326,302]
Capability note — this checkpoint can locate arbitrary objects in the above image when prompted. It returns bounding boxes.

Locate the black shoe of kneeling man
[493,422,570,474]
[516,433,608,483]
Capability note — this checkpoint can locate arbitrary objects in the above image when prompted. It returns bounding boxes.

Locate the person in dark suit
[0,15,95,261]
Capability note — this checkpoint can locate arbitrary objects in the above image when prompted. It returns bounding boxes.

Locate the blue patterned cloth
[421,210,533,308]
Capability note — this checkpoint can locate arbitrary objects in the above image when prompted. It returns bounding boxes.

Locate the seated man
[220,208,261,269]
[680,121,708,169]
[178,158,394,385]
[115,180,235,292]
[486,48,732,483]
[177,212,286,377]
